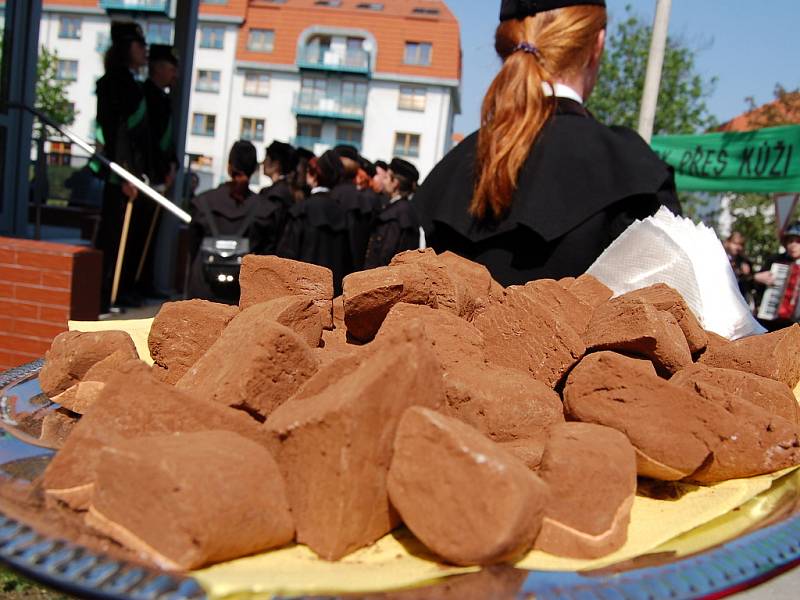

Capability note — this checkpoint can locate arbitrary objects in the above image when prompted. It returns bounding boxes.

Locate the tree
[34,45,77,133]
[587,5,717,135]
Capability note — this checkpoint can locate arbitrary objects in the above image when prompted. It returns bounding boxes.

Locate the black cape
[142,78,176,186]
[416,98,681,286]
[276,190,350,295]
[187,183,281,302]
[364,198,421,269]
[260,178,295,239]
[332,181,382,273]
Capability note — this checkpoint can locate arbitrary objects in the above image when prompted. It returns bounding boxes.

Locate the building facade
[38,0,461,189]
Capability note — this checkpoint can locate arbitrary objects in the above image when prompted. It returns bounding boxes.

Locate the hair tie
[514,42,541,58]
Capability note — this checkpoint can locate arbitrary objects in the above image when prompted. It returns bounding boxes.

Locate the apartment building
[37,0,462,188]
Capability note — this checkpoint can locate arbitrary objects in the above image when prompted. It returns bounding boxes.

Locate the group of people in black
[187,141,423,301]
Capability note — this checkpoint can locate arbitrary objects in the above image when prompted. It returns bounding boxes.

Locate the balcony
[293,136,362,153]
[100,0,171,14]
[293,90,366,122]
[297,47,370,75]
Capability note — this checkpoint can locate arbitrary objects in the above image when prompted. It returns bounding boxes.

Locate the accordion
[757,262,800,321]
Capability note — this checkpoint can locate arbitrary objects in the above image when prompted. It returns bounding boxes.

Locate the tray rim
[1,360,799,600]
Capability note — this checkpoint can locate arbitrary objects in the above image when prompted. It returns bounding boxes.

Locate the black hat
[266,140,299,173]
[315,150,345,188]
[296,147,316,161]
[228,140,258,177]
[111,21,146,45]
[390,158,419,184]
[499,0,605,21]
[360,157,377,178]
[334,144,360,162]
[149,44,178,66]
[783,221,800,239]
[374,160,389,171]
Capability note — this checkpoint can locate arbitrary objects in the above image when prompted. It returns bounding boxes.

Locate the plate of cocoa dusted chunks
[1,250,800,600]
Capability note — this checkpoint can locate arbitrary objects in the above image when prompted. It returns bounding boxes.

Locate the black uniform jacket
[332,181,382,273]
[364,198,421,269]
[277,190,350,295]
[187,183,280,301]
[96,67,150,177]
[260,178,295,239]
[142,78,176,186]
[416,98,682,286]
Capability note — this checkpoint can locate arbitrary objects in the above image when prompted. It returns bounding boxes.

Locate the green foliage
[0,566,74,599]
[587,4,717,135]
[34,45,77,132]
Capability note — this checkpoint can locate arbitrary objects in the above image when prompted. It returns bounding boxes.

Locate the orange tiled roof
[718,92,800,132]
[237,0,461,81]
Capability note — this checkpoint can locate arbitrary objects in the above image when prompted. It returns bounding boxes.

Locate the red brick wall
[0,237,102,371]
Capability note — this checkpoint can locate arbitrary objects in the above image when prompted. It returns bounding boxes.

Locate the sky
[446,0,800,135]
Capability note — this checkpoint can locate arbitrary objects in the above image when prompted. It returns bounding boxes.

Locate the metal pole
[637,0,673,143]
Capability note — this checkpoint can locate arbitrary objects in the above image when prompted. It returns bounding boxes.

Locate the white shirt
[310,186,330,195]
[542,82,584,105]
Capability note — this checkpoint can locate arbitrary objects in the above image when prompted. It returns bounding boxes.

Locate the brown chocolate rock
[473,289,585,388]
[238,255,334,328]
[86,430,293,570]
[39,409,80,449]
[39,330,139,397]
[376,303,485,369]
[332,295,345,330]
[620,284,708,354]
[498,438,547,471]
[698,325,800,388]
[564,352,800,483]
[43,368,265,510]
[246,295,323,348]
[342,267,405,342]
[148,299,238,384]
[671,363,799,424]
[387,407,548,566]
[583,297,692,375]
[567,274,613,309]
[534,423,637,558]
[432,250,504,318]
[513,279,593,337]
[52,352,150,414]
[389,249,461,315]
[265,327,445,561]
[177,307,319,421]
[442,363,563,443]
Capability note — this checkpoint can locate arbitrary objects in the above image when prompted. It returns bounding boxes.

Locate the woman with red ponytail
[415,0,680,286]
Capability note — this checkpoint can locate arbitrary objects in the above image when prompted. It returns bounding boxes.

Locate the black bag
[199,199,258,290]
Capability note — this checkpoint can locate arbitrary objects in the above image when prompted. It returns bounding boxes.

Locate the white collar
[310,186,329,195]
[542,82,584,105]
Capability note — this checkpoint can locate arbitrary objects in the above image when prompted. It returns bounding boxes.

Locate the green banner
[651,124,800,193]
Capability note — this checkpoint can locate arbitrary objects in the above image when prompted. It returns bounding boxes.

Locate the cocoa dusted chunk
[699,324,800,387]
[39,409,80,449]
[564,352,800,483]
[389,249,463,316]
[671,363,799,424]
[583,297,692,375]
[43,368,265,511]
[512,279,593,337]
[437,250,504,314]
[342,267,405,342]
[534,423,637,559]
[148,300,238,384]
[86,431,293,570]
[442,363,563,443]
[498,438,547,471]
[620,284,708,354]
[39,330,139,397]
[265,327,445,561]
[566,274,613,309]
[238,255,334,328]
[244,295,323,348]
[387,407,548,566]
[52,353,150,414]
[177,307,319,421]
[473,288,585,388]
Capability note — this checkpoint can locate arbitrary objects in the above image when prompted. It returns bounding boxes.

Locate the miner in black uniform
[277,151,349,294]
[415,0,681,287]
[332,144,380,273]
[260,140,299,245]
[364,158,422,269]
[95,21,151,313]
[187,141,278,303]
[137,44,179,297]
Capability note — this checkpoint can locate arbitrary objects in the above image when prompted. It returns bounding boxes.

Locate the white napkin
[587,207,765,340]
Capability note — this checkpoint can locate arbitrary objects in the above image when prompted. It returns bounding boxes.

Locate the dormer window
[412,7,440,16]
[315,0,341,6]
[356,2,384,9]
[404,41,432,66]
